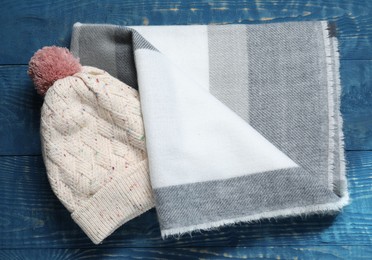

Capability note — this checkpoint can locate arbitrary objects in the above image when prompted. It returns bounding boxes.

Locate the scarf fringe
[162,194,350,239]
[321,21,348,197]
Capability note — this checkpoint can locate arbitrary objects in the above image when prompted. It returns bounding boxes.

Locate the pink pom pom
[28,46,82,95]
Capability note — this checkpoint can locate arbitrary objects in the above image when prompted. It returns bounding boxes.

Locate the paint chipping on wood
[260,17,274,21]
[142,17,149,25]
[211,7,229,11]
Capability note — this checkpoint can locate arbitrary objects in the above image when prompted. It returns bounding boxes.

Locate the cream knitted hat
[28,46,154,244]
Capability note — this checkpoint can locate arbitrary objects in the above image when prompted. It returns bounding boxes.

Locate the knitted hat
[28,46,154,244]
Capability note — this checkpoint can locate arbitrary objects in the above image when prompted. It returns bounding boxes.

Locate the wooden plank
[1,59,371,156]
[1,1,371,258]
[0,66,42,155]
[0,151,371,248]
[342,60,372,150]
[0,0,372,64]
[0,246,371,260]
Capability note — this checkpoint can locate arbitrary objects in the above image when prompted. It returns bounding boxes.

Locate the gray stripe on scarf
[71,24,157,90]
[246,21,331,189]
[153,167,340,230]
[329,36,343,196]
[207,21,338,192]
[208,25,250,122]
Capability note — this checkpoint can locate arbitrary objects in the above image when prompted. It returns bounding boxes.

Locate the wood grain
[0,246,371,260]
[0,0,371,64]
[0,151,370,249]
[342,60,372,150]
[0,66,42,155]
[1,1,371,259]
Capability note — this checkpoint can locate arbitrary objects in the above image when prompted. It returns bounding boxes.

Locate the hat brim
[71,160,154,244]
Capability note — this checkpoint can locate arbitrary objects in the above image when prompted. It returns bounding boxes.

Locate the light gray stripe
[208,25,250,122]
[246,22,331,186]
[328,30,343,197]
[70,24,81,59]
[154,167,340,230]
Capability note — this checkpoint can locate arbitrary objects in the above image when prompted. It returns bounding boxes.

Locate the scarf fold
[71,21,349,238]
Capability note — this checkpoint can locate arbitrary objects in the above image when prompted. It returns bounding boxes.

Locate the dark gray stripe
[114,27,138,89]
[154,167,340,230]
[132,31,158,51]
[114,28,158,89]
[70,24,158,90]
[76,24,118,78]
[246,22,331,187]
[208,25,250,122]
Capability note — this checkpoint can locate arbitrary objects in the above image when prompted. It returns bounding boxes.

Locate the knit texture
[40,66,154,244]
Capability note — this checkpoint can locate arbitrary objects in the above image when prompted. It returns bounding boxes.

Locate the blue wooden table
[1,1,371,259]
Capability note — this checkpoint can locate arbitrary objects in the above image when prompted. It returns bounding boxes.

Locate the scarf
[70,21,349,238]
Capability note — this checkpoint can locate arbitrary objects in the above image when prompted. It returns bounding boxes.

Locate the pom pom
[28,46,82,95]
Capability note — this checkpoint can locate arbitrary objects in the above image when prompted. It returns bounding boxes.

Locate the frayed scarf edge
[161,194,350,239]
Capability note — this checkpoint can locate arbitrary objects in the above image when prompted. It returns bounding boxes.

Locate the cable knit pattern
[40,66,155,244]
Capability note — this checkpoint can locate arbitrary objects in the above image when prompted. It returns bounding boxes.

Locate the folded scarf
[71,21,349,238]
